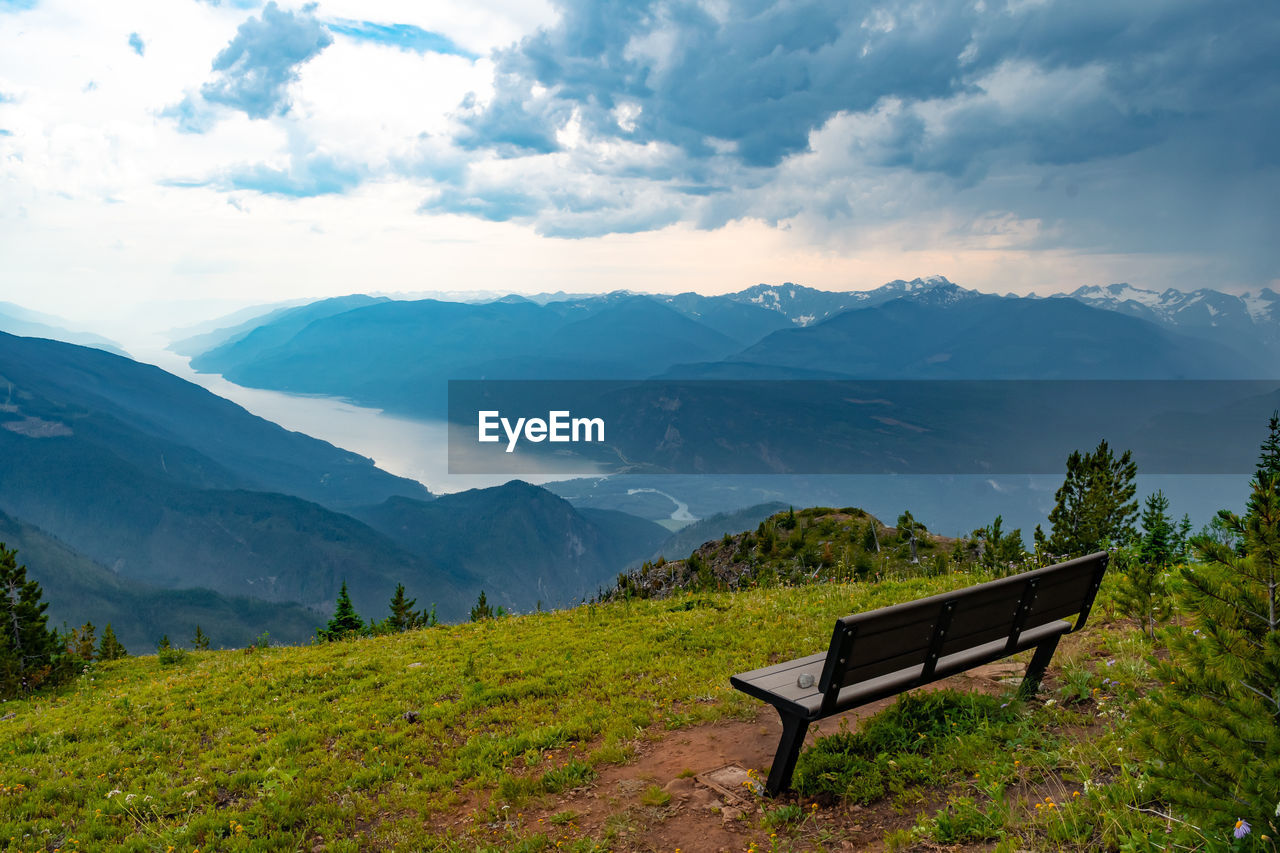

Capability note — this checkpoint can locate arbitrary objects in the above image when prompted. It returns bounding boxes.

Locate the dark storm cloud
[461,0,1278,171]
[436,0,1278,270]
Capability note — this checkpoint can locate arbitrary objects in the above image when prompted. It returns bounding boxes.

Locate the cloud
[434,0,1280,263]
[159,93,220,134]
[221,151,363,197]
[198,1,333,119]
[192,0,263,8]
[325,20,477,59]
[127,32,145,57]
[164,131,365,198]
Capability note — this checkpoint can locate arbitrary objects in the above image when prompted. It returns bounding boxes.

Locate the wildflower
[1106,659,1115,667]
[1235,819,1251,839]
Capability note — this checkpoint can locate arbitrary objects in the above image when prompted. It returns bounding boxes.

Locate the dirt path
[452,662,1025,852]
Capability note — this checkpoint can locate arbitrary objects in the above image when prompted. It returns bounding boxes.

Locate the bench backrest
[816,552,1108,704]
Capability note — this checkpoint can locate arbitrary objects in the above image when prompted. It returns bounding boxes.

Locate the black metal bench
[730,552,1109,795]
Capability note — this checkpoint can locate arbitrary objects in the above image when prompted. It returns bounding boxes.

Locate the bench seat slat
[731,619,1071,721]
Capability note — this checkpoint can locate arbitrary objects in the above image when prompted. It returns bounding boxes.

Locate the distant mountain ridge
[1053,283,1280,362]
[181,274,1270,422]
[0,301,127,356]
[672,291,1247,379]
[0,332,668,639]
[717,276,976,326]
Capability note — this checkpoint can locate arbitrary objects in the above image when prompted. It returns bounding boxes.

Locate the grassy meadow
[0,570,1190,851]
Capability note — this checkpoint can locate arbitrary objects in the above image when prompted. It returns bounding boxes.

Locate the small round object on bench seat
[797,673,815,689]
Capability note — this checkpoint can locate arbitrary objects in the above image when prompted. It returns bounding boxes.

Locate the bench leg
[1018,635,1062,700]
[765,712,811,797]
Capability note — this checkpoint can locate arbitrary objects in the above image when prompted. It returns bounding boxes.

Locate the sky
[1,0,1277,335]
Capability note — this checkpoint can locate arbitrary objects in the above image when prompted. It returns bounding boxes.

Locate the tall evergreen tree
[192,625,210,650]
[1257,409,1280,481]
[0,544,65,697]
[387,583,418,632]
[319,581,364,640]
[97,624,127,661]
[1115,491,1174,637]
[1045,440,1138,556]
[1135,472,1280,841]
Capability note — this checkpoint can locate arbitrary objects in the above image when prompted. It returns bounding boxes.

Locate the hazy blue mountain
[352,480,668,611]
[1059,283,1280,362]
[0,301,128,356]
[0,421,464,618]
[167,297,313,357]
[0,331,429,509]
[0,509,322,652]
[674,292,1248,379]
[0,331,469,625]
[188,294,390,367]
[192,295,747,417]
[651,292,792,344]
[722,277,975,326]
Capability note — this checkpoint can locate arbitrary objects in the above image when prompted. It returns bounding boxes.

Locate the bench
[730,551,1109,796]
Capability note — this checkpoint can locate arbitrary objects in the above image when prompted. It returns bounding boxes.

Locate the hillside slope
[352,480,668,611]
[0,570,1055,850]
[0,509,322,651]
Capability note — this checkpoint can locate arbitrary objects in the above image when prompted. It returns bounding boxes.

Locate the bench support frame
[735,552,1110,797]
[765,712,812,797]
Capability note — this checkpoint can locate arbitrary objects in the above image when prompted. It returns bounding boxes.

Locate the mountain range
[1053,283,1280,363]
[183,278,1275,425]
[0,332,670,648]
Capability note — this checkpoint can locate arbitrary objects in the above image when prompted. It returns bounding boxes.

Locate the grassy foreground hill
[0,565,1177,852]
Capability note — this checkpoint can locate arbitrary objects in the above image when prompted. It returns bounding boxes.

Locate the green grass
[0,571,1002,852]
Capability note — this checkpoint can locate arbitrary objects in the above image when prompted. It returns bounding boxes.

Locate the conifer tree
[971,515,1025,575]
[0,544,65,697]
[320,581,364,640]
[1135,456,1280,838]
[1257,410,1280,482]
[97,624,127,660]
[69,622,96,661]
[469,590,494,622]
[1045,440,1137,556]
[387,583,417,632]
[192,625,210,650]
[1115,491,1174,637]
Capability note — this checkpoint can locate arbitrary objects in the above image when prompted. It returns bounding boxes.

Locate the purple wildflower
[1234,818,1250,839]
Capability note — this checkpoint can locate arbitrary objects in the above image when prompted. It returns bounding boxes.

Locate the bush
[793,690,1015,803]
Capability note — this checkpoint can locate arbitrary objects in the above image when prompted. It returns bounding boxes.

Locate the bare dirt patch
[451,663,1026,852]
